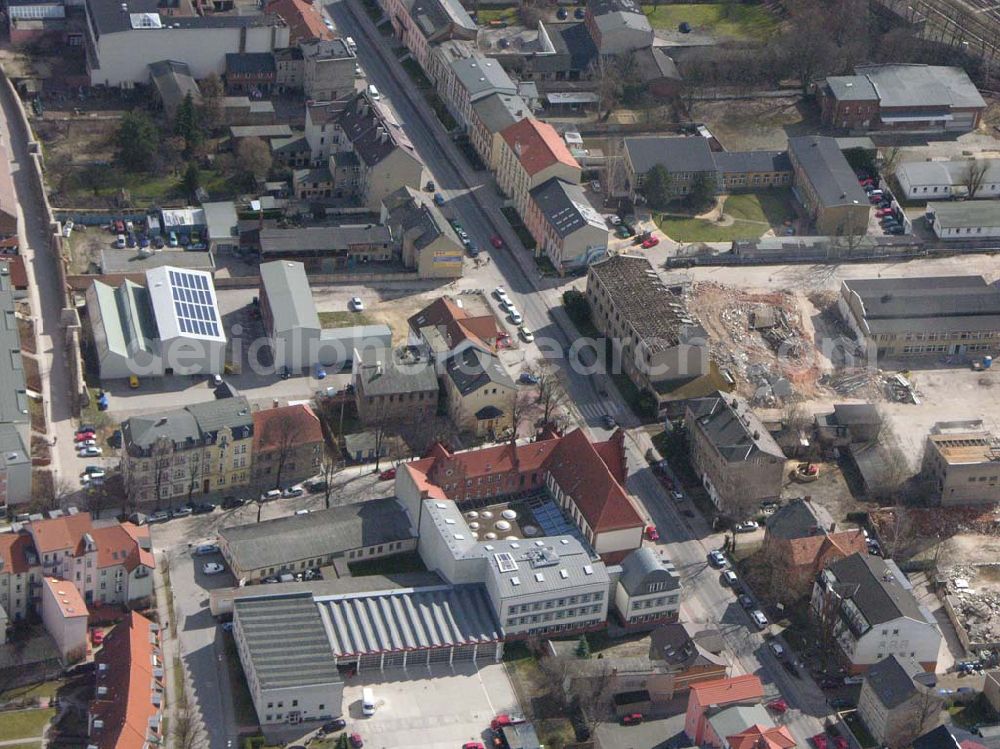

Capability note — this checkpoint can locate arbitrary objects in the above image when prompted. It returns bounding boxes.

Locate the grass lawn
[222,634,259,727]
[0,681,62,703]
[63,168,231,206]
[0,708,56,740]
[657,190,795,242]
[318,311,373,328]
[475,7,516,24]
[949,694,995,729]
[642,3,778,38]
[2,742,44,749]
[348,551,427,576]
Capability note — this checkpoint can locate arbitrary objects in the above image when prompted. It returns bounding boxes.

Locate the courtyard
[656,191,799,243]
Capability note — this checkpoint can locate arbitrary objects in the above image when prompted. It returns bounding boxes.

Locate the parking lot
[340,664,519,749]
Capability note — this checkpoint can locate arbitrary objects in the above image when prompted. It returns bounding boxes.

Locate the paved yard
[341,664,519,749]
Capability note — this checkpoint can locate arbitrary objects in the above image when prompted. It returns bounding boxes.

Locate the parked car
[641,235,660,249]
[83,465,104,476]
[767,699,788,713]
[738,593,754,609]
[189,502,214,515]
[281,487,304,498]
[708,550,727,567]
[202,562,225,575]
[91,629,105,645]
[349,734,363,748]
[494,286,508,301]
[768,641,785,659]
[148,509,170,523]
[723,569,739,586]
[193,544,220,556]
[735,520,758,533]
[221,496,245,510]
[519,326,534,343]
[491,235,504,249]
[79,446,103,457]
[750,609,769,629]
[519,372,539,385]
[74,431,95,442]
[671,490,684,501]
[323,719,347,733]
[509,310,523,325]
[314,365,327,379]
[645,524,659,541]
[379,468,397,481]
[491,715,526,731]
[621,713,644,726]
[172,506,192,518]
[811,735,828,749]
[350,296,364,311]
[62,220,74,238]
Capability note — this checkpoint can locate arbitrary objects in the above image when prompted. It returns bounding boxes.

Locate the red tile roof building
[1,513,155,617]
[407,296,503,358]
[40,576,88,663]
[252,403,325,489]
[265,0,332,43]
[728,724,797,749]
[685,675,765,744]
[495,119,582,230]
[89,612,164,749]
[398,428,644,562]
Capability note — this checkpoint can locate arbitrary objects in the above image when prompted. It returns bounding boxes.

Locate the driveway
[340,664,519,749]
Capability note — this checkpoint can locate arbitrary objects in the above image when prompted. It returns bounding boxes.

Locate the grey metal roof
[826,553,925,626]
[382,186,461,251]
[468,534,608,599]
[450,55,517,101]
[649,622,727,668]
[857,64,986,111]
[100,249,215,274]
[707,704,771,741]
[356,354,438,397]
[587,254,705,353]
[337,93,420,169]
[202,201,239,242]
[686,392,786,462]
[864,654,922,709]
[529,177,607,239]
[87,0,279,35]
[0,276,27,429]
[625,136,716,175]
[825,75,877,102]
[444,347,514,396]
[932,201,1000,230]
[832,403,879,426]
[148,60,201,113]
[225,52,276,76]
[220,499,414,573]
[618,547,680,596]
[843,276,1000,321]
[259,260,320,333]
[713,150,790,175]
[471,92,530,135]
[190,397,253,436]
[316,584,502,656]
[229,124,294,139]
[788,135,869,209]
[765,498,829,540]
[234,592,341,689]
[258,225,392,255]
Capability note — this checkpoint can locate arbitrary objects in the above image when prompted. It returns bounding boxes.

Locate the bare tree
[184,449,204,507]
[517,0,544,27]
[528,361,569,426]
[85,482,116,520]
[320,448,340,509]
[172,697,205,749]
[880,146,903,176]
[150,438,175,511]
[258,411,300,491]
[567,661,617,739]
[235,136,272,183]
[508,389,534,440]
[590,55,623,120]
[198,72,225,133]
[813,576,843,671]
[780,5,836,95]
[961,159,989,199]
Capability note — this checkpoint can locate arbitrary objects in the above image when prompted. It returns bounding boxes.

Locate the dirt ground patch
[691,96,820,151]
[781,459,875,523]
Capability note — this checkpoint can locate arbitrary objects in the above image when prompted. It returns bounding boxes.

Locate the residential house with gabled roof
[496,118,581,224]
[265,0,332,43]
[442,54,518,132]
[469,92,531,171]
[0,511,154,616]
[407,296,502,363]
[443,347,517,437]
[684,675,766,744]
[381,187,464,279]
[811,553,942,674]
[788,136,870,236]
[380,0,478,80]
[760,498,867,602]
[613,547,681,629]
[354,348,440,427]
[525,177,609,273]
[857,655,942,749]
[395,427,644,563]
[120,397,254,507]
[583,0,653,54]
[88,611,164,749]
[685,392,786,519]
[252,403,325,491]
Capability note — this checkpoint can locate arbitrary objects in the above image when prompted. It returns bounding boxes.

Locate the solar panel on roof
[167,270,220,337]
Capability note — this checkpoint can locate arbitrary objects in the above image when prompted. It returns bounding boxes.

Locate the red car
[490,235,504,249]
[113,219,125,234]
[622,713,644,726]
[349,734,363,749]
[859,178,875,187]
[811,734,828,749]
[464,744,486,749]
[91,629,105,645]
[833,737,848,749]
[74,431,96,443]
[766,699,788,713]
[378,468,396,481]
[641,236,660,249]
[490,714,525,731]
[645,524,659,541]
[875,207,894,217]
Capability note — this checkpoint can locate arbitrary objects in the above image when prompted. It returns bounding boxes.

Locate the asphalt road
[325,3,832,743]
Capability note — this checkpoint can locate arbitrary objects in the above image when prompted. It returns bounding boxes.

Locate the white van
[367,84,381,101]
[345,36,357,52]
[751,610,769,630]
[362,687,376,716]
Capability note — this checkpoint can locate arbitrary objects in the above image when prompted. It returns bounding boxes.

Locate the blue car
[314,365,327,379]
[433,193,445,206]
[519,372,539,385]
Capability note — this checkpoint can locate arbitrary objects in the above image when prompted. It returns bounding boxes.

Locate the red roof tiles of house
[500,119,580,177]
[728,724,797,749]
[91,611,162,749]
[265,0,332,42]
[91,524,155,572]
[26,512,95,555]
[689,675,765,707]
[405,428,642,533]
[408,297,500,352]
[0,532,33,574]
[253,403,324,454]
[42,576,88,619]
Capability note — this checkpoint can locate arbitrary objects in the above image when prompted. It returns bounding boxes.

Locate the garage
[316,585,503,673]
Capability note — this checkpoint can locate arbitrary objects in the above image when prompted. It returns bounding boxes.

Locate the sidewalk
[154,550,179,749]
